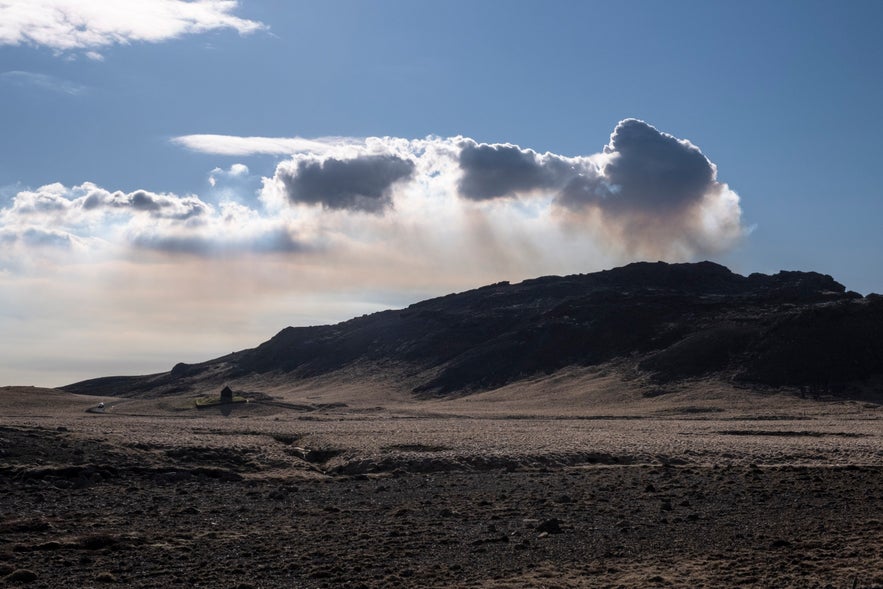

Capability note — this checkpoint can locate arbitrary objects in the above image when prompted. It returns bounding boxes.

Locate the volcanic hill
[62,261,883,399]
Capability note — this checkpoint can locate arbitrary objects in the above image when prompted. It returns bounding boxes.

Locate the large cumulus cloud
[552,119,742,257]
[453,119,737,235]
[254,118,744,260]
[551,118,723,218]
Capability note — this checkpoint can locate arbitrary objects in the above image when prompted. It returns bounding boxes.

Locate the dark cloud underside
[596,118,716,214]
[457,143,569,200]
[279,154,415,213]
[0,227,74,249]
[132,228,306,256]
[455,119,720,220]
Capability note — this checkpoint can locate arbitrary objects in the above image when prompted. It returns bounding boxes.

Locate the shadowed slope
[61,261,883,399]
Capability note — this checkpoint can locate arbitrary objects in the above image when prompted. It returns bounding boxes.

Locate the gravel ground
[1,388,882,588]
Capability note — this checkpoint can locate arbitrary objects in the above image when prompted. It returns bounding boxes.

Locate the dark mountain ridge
[63,261,883,398]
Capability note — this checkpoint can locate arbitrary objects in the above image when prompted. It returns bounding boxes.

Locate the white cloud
[0,182,307,262]
[172,134,352,156]
[207,162,252,193]
[228,163,249,176]
[0,0,265,53]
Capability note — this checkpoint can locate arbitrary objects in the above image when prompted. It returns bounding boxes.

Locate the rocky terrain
[1,385,882,588]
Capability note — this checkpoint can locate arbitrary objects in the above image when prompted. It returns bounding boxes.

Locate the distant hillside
[62,261,883,399]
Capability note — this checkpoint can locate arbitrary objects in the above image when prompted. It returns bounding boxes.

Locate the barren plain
[2,371,881,588]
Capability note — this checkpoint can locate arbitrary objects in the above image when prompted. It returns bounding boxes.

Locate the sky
[2,0,882,387]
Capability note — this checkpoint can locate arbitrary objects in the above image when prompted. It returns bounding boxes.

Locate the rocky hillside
[62,261,883,398]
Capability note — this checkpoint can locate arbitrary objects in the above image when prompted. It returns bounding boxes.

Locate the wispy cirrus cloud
[1,70,86,95]
[172,134,350,156]
[0,0,265,56]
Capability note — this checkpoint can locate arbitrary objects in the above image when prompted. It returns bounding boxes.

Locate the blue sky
[2,0,882,386]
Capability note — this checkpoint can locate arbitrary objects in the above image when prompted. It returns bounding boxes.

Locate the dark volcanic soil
[2,420,882,588]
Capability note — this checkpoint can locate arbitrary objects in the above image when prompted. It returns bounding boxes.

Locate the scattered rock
[4,569,38,583]
[536,518,563,534]
[471,535,509,546]
[77,534,118,551]
[268,488,289,501]
[290,447,342,464]
[95,571,117,583]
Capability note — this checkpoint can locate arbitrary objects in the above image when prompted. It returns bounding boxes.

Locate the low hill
[61,261,883,399]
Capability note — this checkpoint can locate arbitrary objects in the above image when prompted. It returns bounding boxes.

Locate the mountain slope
[62,261,883,398]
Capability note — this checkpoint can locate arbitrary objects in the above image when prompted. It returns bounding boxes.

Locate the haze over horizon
[2,1,882,387]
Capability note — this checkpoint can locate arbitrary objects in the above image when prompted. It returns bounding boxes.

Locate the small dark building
[220,385,234,403]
